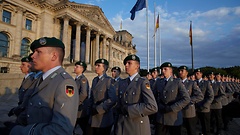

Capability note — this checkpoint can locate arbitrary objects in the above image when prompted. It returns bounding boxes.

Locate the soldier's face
[178,69,188,79]
[208,74,215,80]
[161,67,172,78]
[111,70,119,78]
[74,65,84,75]
[31,47,54,73]
[95,63,105,75]
[125,60,139,76]
[151,71,158,78]
[20,62,31,74]
[195,72,202,80]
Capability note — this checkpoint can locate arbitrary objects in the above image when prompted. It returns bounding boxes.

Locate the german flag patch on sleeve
[65,85,74,97]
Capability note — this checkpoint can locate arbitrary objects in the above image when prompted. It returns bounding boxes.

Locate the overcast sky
[73,0,240,69]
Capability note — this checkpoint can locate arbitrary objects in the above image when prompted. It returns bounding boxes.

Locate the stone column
[36,15,41,39]
[102,36,107,59]
[14,7,24,57]
[85,27,91,63]
[108,39,112,67]
[75,22,81,61]
[62,16,70,60]
[95,32,100,60]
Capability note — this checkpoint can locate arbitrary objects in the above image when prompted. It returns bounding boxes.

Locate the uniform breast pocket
[97,89,106,100]
[131,89,141,103]
[32,100,52,122]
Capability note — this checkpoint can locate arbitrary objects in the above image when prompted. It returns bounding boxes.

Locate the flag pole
[146,0,149,71]
[154,2,156,67]
[159,13,161,67]
[190,21,194,72]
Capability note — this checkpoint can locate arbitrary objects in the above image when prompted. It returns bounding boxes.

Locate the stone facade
[0,0,137,73]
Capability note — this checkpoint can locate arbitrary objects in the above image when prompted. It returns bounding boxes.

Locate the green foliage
[139,66,240,78]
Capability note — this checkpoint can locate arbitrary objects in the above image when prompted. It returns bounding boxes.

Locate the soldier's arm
[78,78,89,105]
[202,81,214,108]
[214,83,226,103]
[171,80,190,112]
[127,79,158,119]
[96,78,117,114]
[191,81,204,103]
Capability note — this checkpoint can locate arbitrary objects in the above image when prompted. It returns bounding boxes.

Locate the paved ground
[0,93,240,135]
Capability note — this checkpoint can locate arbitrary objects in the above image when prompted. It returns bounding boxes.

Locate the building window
[2,10,11,24]
[21,38,30,56]
[25,19,32,30]
[0,32,9,57]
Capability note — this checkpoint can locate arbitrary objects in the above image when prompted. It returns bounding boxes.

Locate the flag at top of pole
[130,0,146,20]
[189,21,193,46]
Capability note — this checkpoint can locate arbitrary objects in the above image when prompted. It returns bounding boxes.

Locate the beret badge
[39,38,47,45]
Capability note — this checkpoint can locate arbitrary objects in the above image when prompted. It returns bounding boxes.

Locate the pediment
[66,2,115,34]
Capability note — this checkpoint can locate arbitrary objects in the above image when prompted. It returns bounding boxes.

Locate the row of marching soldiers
[1,37,240,135]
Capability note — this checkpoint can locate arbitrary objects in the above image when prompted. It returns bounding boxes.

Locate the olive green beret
[160,62,172,69]
[178,65,188,71]
[30,37,65,51]
[215,72,221,76]
[209,72,214,75]
[95,58,109,66]
[111,66,121,73]
[21,56,31,62]
[194,68,202,73]
[151,67,160,73]
[75,61,87,71]
[123,54,140,65]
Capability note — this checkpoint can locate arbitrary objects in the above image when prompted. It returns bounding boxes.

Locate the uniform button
[39,102,41,105]
[164,96,167,98]
[27,114,30,118]
[133,92,135,95]
[125,101,128,103]
[30,102,32,105]
[164,91,166,93]
[140,121,143,123]
[171,90,174,92]
[23,90,25,92]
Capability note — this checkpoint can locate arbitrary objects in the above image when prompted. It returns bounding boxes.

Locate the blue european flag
[130,0,146,20]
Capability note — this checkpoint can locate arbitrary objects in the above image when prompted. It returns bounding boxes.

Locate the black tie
[164,79,167,86]
[38,76,43,86]
[127,78,131,85]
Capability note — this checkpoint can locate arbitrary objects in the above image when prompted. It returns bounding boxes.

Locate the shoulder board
[60,72,72,79]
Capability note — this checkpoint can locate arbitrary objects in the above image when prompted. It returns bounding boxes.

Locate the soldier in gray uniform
[209,72,225,134]
[10,37,79,135]
[73,61,90,135]
[115,54,158,135]
[154,62,190,135]
[8,56,35,117]
[194,69,214,135]
[178,66,203,135]
[89,58,117,135]
[111,66,122,96]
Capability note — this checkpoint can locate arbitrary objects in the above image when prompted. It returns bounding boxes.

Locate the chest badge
[65,85,74,97]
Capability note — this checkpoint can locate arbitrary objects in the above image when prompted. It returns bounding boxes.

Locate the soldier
[194,68,214,135]
[7,56,35,117]
[208,72,225,135]
[73,61,90,135]
[154,62,190,135]
[89,58,117,135]
[111,66,122,96]
[10,37,79,135]
[149,67,160,124]
[178,66,203,135]
[115,54,158,135]
[146,71,153,80]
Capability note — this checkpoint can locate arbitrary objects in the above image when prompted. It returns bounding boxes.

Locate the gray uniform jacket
[210,81,226,109]
[195,80,214,113]
[75,74,90,118]
[182,80,204,118]
[10,67,79,135]
[222,82,233,105]
[116,74,158,135]
[18,73,35,105]
[89,74,117,128]
[154,77,190,126]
